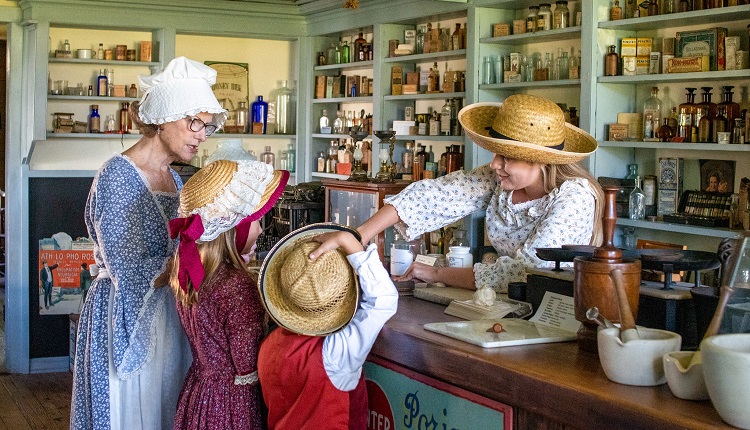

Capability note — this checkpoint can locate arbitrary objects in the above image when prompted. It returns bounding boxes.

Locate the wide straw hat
[458,94,597,164]
[260,223,361,336]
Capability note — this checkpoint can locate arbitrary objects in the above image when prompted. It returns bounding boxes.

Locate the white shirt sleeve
[322,243,398,391]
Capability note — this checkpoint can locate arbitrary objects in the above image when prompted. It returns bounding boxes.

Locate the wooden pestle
[611,268,639,342]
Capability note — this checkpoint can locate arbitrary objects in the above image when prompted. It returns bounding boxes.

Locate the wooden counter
[369,296,732,430]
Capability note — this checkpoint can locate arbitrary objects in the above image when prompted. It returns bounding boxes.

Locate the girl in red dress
[168,159,288,430]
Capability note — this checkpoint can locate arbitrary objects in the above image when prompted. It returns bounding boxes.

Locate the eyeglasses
[188,117,218,136]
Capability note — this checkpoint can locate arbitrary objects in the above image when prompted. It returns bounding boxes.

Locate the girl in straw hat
[319,94,604,293]
[71,57,228,430]
[256,224,398,430]
[168,159,288,430]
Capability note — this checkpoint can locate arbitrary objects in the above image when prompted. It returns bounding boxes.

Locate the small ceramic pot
[662,351,709,401]
[77,49,93,59]
[701,334,750,429]
[598,327,681,386]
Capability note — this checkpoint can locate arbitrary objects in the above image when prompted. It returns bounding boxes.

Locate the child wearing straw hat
[256,223,398,430]
[168,159,289,430]
[345,94,604,293]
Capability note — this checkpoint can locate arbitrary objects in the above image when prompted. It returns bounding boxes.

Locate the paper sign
[415,254,438,266]
[529,292,581,333]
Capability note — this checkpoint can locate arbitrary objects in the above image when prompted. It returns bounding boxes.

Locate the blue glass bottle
[89,104,101,133]
[96,69,108,97]
[251,95,268,134]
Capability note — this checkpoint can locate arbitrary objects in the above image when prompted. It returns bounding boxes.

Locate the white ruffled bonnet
[138,56,228,129]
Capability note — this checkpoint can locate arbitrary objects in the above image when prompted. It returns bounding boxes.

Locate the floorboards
[0,371,71,429]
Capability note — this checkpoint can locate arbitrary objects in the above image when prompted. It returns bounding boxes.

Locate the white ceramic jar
[446,246,473,268]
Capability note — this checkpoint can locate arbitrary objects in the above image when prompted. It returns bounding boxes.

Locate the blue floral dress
[385,164,597,292]
[71,155,192,430]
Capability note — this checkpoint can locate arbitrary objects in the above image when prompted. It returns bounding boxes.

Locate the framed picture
[204,61,249,133]
[700,159,736,193]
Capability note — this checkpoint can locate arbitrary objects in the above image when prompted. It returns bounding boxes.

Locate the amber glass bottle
[718,86,741,136]
[678,88,697,142]
[696,87,716,142]
[657,118,675,142]
[604,45,619,76]
[712,106,729,142]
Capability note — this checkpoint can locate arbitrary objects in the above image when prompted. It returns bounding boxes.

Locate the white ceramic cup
[701,334,750,429]
[662,351,709,401]
[598,327,681,386]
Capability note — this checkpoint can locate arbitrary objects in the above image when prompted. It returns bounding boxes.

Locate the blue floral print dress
[385,164,597,293]
[71,155,191,430]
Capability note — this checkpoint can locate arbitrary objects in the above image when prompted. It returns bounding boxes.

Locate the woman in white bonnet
[70,57,228,430]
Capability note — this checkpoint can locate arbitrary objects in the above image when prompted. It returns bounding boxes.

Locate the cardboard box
[419,69,430,92]
[617,112,642,140]
[405,72,419,86]
[621,37,637,57]
[315,75,326,99]
[637,38,652,57]
[667,56,710,73]
[402,84,418,94]
[622,56,637,76]
[608,123,629,141]
[636,57,650,75]
[512,20,526,35]
[333,75,346,98]
[404,29,416,46]
[347,75,359,97]
[658,157,684,191]
[676,27,727,71]
[649,52,661,74]
[725,36,741,70]
[391,66,403,96]
[360,76,369,96]
[662,37,675,56]
[493,23,510,37]
[139,41,152,62]
[392,120,415,135]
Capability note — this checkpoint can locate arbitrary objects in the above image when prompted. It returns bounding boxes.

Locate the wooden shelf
[481,79,580,90]
[384,91,465,101]
[616,217,742,239]
[382,49,466,64]
[480,26,581,45]
[598,5,750,31]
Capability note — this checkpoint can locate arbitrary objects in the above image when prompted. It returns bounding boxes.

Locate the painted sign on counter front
[365,358,511,430]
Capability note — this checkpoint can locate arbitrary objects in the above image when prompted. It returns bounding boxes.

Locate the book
[444,298,532,321]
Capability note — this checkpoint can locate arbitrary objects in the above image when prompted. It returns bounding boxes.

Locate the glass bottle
[526,6,540,33]
[327,140,339,173]
[553,1,570,29]
[440,25,451,52]
[712,106,729,142]
[341,41,350,63]
[317,151,326,172]
[452,23,461,51]
[317,51,326,66]
[568,107,579,127]
[333,43,341,65]
[274,80,294,135]
[235,101,248,134]
[251,95,268,134]
[642,87,662,140]
[260,145,275,167]
[610,0,623,20]
[319,109,330,133]
[629,176,646,220]
[415,24,426,55]
[664,0,678,13]
[537,3,552,31]
[89,104,100,133]
[62,39,70,52]
[390,231,414,276]
[354,31,367,61]
[732,117,746,144]
[96,69,108,97]
[346,110,354,131]
[648,0,659,16]
[696,87,716,143]
[678,88,697,142]
[97,43,104,60]
[657,118,675,141]
[286,143,296,172]
[558,50,570,79]
[678,0,692,12]
[119,102,130,134]
[604,45,619,76]
[191,152,201,168]
[625,163,638,180]
[128,84,137,98]
[402,141,414,174]
[668,106,679,134]
[333,110,344,134]
[106,114,116,133]
[106,69,114,97]
[718,86,741,136]
[449,229,469,247]
[326,43,336,65]
[440,99,452,136]
[621,227,637,249]
[200,149,210,168]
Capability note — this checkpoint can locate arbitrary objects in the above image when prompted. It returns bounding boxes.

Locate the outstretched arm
[355,204,401,246]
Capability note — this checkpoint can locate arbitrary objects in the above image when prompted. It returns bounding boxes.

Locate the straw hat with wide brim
[458,94,597,164]
[260,223,361,336]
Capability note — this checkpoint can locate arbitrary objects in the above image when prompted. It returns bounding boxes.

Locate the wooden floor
[0,371,72,430]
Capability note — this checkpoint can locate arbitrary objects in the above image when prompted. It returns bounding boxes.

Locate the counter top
[369,296,732,430]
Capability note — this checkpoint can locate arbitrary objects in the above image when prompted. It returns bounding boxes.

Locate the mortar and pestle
[662,235,745,401]
[573,185,641,352]
[598,268,682,386]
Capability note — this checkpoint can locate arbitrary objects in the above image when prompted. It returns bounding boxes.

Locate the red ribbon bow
[169,214,205,294]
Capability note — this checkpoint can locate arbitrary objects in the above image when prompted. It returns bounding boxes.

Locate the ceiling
[225,0,366,16]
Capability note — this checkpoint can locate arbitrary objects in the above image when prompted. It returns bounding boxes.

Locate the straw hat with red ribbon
[457,94,597,165]
[168,159,288,293]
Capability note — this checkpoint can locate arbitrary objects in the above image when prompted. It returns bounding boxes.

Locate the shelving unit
[591,1,750,249]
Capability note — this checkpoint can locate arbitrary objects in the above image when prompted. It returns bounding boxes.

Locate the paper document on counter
[423,292,579,348]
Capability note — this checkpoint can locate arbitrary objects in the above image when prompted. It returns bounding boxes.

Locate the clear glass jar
[319,109,330,133]
[333,110,344,134]
[526,6,539,33]
[316,151,326,172]
[390,231,414,276]
[326,140,338,173]
[235,101,248,134]
[642,86,662,140]
[286,143,296,172]
[536,3,553,31]
[553,1,570,29]
[260,145,275,167]
[274,80,295,135]
[450,228,469,247]
[402,141,414,174]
